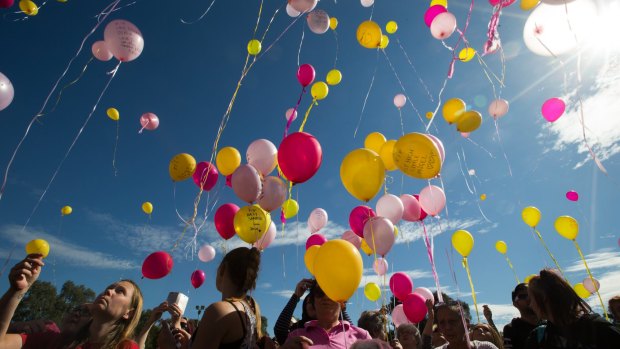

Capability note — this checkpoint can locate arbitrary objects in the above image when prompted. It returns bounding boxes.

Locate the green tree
[54,281,96,322]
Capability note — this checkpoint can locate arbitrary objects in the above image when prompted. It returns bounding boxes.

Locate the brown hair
[470,323,504,349]
[357,310,387,340]
[220,247,261,293]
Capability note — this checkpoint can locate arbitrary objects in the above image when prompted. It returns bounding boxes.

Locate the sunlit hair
[528,269,591,327]
[435,300,472,323]
[357,310,387,340]
[470,323,504,349]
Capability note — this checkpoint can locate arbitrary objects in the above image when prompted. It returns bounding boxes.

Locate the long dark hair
[219,247,261,294]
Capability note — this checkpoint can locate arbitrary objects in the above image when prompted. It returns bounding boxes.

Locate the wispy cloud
[395,218,483,244]
[565,249,620,273]
[564,249,620,310]
[271,289,294,298]
[476,303,520,329]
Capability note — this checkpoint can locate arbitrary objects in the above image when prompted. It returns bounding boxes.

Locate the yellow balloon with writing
[169,153,196,182]
[364,282,381,302]
[522,206,541,228]
[379,140,397,171]
[495,241,507,254]
[234,205,271,244]
[554,216,578,240]
[314,240,363,302]
[340,148,385,202]
[26,239,49,258]
[61,205,72,216]
[282,199,299,219]
[573,283,591,299]
[456,110,482,133]
[311,82,329,100]
[357,21,382,49]
[442,98,466,124]
[364,132,386,154]
[304,245,320,275]
[393,133,442,179]
[326,69,342,86]
[142,202,153,215]
[452,230,474,257]
[216,147,241,176]
[107,108,120,121]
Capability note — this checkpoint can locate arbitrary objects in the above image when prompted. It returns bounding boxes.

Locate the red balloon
[277,132,322,184]
[191,270,206,288]
[193,161,219,191]
[349,205,376,238]
[390,272,413,301]
[142,251,174,279]
[413,194,428,221]
[0,0,15,8]
[403,293,428,323]
[566,190,579,202]
[297,63,316,87]
[225,174,232,188]
[306,234,327,250]
[214,203,240,240]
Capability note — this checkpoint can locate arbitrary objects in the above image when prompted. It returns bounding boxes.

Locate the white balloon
[307,9,330,34]
[288,0,317,13]
[285,3,301,17]
[376,194,404,225]
[583,277,600,293]
[361,0,374,7]
[430,12,457,40]
[488,99,509,119]
[0,72,15,112]
[103,19,144,62]
[198,244,216,262]
[393,94,406,108]
[285,108,298,122]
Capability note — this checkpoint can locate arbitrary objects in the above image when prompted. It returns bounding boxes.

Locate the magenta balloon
[403,293,428,323]
[231,164,262,203]
[254,221,276,250]
[430,12,457,40]
[142,251,174,279]
[0,72,14,112]
[413,195,428,221]
[0,0,14,8]
[488,0,517,7]
[306,233,327,250]
[103,19,144,62]
[349,205,376,238]
[297,64,316,87]
[373,257,389,276]
[198,244,216,262]
[91,41,113,61]
[225,174,232,188]
[400,194,422,222]
[258,176,287,212]
[139,113,159,131]
[277,132,322,184]
[566,190,579,202]
[376,194,404,225]
[425,134,445,164]
[308,208,328,232]
[390,272,413,301]
[392,304,412,327]
[190,270,206,288]
[214,203,240,240]
[363,217,395,257]
[413,287,434,304]
[418,185,446,216]
[424,5,447,27]
[247,139,278,176]
[342,230,362,249]
[193,162,219,191]
[541,98,566,122]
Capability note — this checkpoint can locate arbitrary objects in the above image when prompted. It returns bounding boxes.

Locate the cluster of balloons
[25,238,50,258]
[92,20,144,63]
[424,2,457,40]
[442,98,483,133]
[0,72,14,112]
[389,272,434,324]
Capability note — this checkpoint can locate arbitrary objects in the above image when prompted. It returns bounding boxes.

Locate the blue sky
[1,0,619,332]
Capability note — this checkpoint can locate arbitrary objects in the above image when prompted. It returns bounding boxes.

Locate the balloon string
[381,50,425,126]
[456,151,474,194]
[138,119,148,134]
[353,50,379,138]
[532,228,566,279]
[297,25,305,67]
[298,99,317,132]
[397,108,404,136]
[284,87,306,138]
[463,257,480,323]
[421,221,442,302]
[180,0,217,24]
[504,255,520,284]
[463,136,495,159]
[112,119,120,176]
[573,241,609,320]
[395,37,434,103]
[494,120,513,177]
[332,28,339,68]
[445,249,472,349]
[48,57,95,115]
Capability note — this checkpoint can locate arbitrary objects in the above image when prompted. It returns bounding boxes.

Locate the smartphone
[166,292,189,315]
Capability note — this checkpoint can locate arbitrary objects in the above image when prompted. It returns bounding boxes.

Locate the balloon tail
[297,25,305,67]
[283,87,306,138]
[463,257,480,323]
[395,37,434,102]
[180,0,217,24]
[504,255,520,284]
[421,221,442,302]
[298,99,317,132]
[332,28,339,68]
[483,5,502,56]
[353,50,379,138]
[381,50,425,126]
[397,108,404,136]
[533,228,566,279]
[573,241,609,320]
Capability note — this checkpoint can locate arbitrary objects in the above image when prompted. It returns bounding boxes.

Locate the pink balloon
[430,12,457,40]
[103,19,144,62]
[488,99,509,120]
[392,304,412,327]
[254,221,277,250]
[297,64,316,87]
[142,251,174,279]
[403,293,428,323]
[286,4,301,17]
[390,272,413,301]
[198,244,216,262]
[376,194,404,225]
[225,174,232,188]
[0,72,14,112]
[582,277,600,293]
[393,94,406,108]
[363,217,395,257]
[400,194,423,222]
[214,203,240,240]
[308,208,328,233]
[460,132,470,138]
[277,132,322,184]
[193,162,219,191]
[91,41,113,61]
[424,5,447,27]
[349,205,376,238]
[191,270,206,288]
[307,9,330,34]
[413,287,434,304]
[247,139,278,176]
[139,113,159,132]
[373,257,388,276]
[418,185,446,216]
[425,134,445,165]
[566,190,579,202]
[0,0,14,9]
[288,0,317,13]
[541,97,566,122]
[306,233,327,250]
[488,0,516,7]
[258,176,287,212]
[413,195,428,221]
[342,230,362,249]
[285,108,298,122]
[231,164,262,203]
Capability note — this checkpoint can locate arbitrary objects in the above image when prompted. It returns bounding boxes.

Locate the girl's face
[94,281,136,321]
[470,324,494,342]
[436,307,466,343]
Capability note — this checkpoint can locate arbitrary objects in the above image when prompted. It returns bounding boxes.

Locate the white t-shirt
[435,340,499,349]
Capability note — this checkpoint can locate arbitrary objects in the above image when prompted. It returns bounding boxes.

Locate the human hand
[425,299,434,318]
[171,327,191,349]
[483,305,492,321]
[168,303,183,328]
[294,279,313,298]
[9,255,44,292]
[282,336,313,349]
[149,301,168,323]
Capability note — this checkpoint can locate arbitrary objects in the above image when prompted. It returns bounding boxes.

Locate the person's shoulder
[472,340,499,349]
[349,324,372,339]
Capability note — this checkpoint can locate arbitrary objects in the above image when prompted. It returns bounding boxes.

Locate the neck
[88,318,117,347]
[317,318,340,331]
[221,286,245,301]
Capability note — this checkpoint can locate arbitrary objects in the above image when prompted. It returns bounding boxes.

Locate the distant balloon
[142,202,153,215]
[142,251,173,279]
[106,107,120,121]
[0,0,15,9]
[285,3,300,17]
[285,108,298,122]
[360,0,374,7]
[198,244,216,262]
[297,64,316,87]
[0,72,15,112]
[566,190,578,202]
[288,0,317,13]
[103,19,144,62]
[61,205,73,216]
[92,41,113,61]
[488,99,509,119]
[190,270,206,288]
[430,12,456,40]
[393,94,406,108]
[424,5,447,28]
[307,9,330,34]
[139,113,159,132]
[541,98,565,122]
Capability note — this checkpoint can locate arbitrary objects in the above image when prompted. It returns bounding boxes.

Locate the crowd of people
[1,249,619,349]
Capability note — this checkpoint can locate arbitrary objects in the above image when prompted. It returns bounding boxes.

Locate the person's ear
[122,308,135,321]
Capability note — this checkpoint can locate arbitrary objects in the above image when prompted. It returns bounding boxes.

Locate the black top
[504,317,538,349]
[524,313,620,349]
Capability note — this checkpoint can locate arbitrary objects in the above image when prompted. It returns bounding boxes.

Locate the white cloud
[395,218,483,244]
[565,249,620,272]
[271,289,294,298]
[476,303,520,329]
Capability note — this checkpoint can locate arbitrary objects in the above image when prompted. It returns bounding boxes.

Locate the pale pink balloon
[566,190,579,202]
[363,217,395,256]
[0,72,14,112]
[541,97,566,122]
[198,244,216,262]
[247,139,278,176]
[488,99,509,120]
[342,230,362,249]
[350,205,376,237]
[231,164,262,203]
[418,185,446,216]
[425,134,445,164]
[400,194,423,222]
[103,19,144,62]
[413,287,434,304]
[254,221,276,250]
[424,5,447,27]
[373,257,388,276]
[307,9,330,34]
[139,113,159,132]
[190,270,206,288]
[460,132,470,138]
[430,12,457,40]
[390,272,413,301]
[285,108,298,122]
[308,208,328,233]
[391,304,412,327]
[288,0,317,13]
[306,233,327,250]
[360,0,374,7]
[285,3,301,17]
[91,41,113,61]
[393,94,406,109]
[258,176,287,212]
[583,277,600,293]
[376,194,404,225]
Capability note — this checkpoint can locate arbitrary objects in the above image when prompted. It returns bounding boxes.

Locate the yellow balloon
[385,21,398,34]
[216,147,241,176]
[524,274,537,284]
[393,133,442,179]
[452,230,474,257]
[480,194,487,201]
[430,0,448,7]
[573,283,591,299]
[379,35,389,49]
[520,0,539,11]
[364,282,381,302]
[106,108,120,121]
[356,20,382,49]
[364,132,386,154]
[394,226,399,237]
[554,216,579,240]
[379,140,397,171]
[329,17,339,30]
[314,240,363,302]
[495,241,507,254]
[61,205,72,216]
[425,111,433,119]
[326,69,342,86]
[282,199,299,219]
[19,0,38,15]
[26,239,49,258]
[169,153,197,182]
[247,39,262,56]
[311,81,329,100]
[458,47,476,62]
[456,110,482,133]
[360,239,373,255]
[142,202,153,215]
[442,98,466,124]
[304,245,321,275]
[340,148,385,202]
[522,206,541,228]
[234,205,271,244]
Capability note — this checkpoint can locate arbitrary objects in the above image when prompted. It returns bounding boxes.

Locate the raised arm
[136,302,167,349]
[274,279,311,345]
